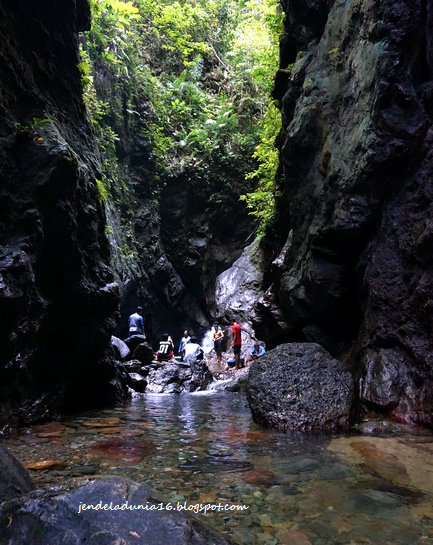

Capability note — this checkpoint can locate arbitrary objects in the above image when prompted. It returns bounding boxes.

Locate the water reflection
[2,393,433,545]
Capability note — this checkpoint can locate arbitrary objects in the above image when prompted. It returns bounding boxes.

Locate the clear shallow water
[3,392,433,545]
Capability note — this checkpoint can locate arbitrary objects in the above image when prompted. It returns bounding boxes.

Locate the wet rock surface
[214,239,265,333]
[0,445,34,503]
[127,372,148,393]
[247,343,354,431]
[0,477,235,545]
[145,360,213,393]
[111,336,131,360]
[123,359,147,373]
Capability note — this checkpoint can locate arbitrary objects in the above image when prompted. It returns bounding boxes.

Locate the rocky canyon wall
[0,0,128,433]
[253,0,433,426]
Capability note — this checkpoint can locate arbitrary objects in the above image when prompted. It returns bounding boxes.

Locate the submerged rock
[0,476,235,545]
[247,343,354,431]
[0,445,34,503]
[88,437,157,466]
[180,456,253,473]
[242,469,276,486]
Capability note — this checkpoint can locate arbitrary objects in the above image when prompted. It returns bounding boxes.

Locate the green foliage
[15,117,54,132]
[14,118,55,142]
[240,102,282,236]
[95,178,109,205]
[239,1,284,236]
[80,0,283,243]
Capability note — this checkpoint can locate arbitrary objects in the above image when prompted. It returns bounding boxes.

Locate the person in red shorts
[230,319,242,370]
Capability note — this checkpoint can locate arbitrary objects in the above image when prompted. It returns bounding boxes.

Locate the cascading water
[201,328,215,354]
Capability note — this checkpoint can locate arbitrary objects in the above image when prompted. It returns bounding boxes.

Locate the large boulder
[214,238,265,334]
[124,335,147,353]
[132,342,154,366]
[111,336,131,360]
[0,445,34,503]
[247,343,354,431]
[146,361,213,393]
[0,476,235,545]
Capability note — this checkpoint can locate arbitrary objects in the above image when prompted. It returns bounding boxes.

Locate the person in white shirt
[183,336,203,363]
[178,330,191,361]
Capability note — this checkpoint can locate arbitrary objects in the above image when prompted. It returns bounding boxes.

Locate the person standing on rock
[212,323,224,363]
[230,319,242,370]
[178,330,191,361]
[128,306,144,337]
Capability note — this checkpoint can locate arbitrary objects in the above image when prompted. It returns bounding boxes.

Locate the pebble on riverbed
[25,460,67,471]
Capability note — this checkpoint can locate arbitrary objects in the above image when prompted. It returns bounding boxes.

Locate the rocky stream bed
[2,392,433,545]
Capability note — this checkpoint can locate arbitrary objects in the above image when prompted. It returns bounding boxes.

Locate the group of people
[127,307,265,368]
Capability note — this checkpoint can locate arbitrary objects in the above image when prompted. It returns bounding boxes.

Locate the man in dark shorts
[230,319,242,370]
[212,323,224,363]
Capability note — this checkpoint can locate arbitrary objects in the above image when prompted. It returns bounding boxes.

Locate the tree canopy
[81,0,283,236]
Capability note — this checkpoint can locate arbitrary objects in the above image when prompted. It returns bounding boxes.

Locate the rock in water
[0,477,235,545]
[25,460,67,471]
[247,343,354,431]
[128,372,147,393]
[111,336,131,360]
[0,445,34,503]
[146,360,213,393]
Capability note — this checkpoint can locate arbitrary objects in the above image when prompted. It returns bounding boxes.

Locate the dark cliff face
[111,168,253,347]
[0,0,128,432]
[254,0,433,426]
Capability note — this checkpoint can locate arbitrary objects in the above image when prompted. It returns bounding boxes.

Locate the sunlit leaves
[81,0,282,218]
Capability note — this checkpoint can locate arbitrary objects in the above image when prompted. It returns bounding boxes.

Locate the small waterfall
[201,329,214,354]
[207,377,235,391]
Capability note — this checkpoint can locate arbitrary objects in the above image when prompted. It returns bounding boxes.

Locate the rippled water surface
[3,392,433,545]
